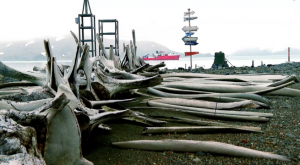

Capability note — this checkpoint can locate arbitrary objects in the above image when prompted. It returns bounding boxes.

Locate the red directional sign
[185,52,199,56]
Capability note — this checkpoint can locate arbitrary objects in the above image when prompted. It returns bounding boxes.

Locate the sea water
[2,55,300,72]
[2,60,72,72]
[147,55,300,69]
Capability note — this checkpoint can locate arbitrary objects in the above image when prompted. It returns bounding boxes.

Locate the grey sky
[0,0,299,54]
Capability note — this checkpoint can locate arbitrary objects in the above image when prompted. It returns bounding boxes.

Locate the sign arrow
[182,26,199,32]
[185,41,198,45]
[184,17,197,22]
[182,37,198,42]
[185,52,199,56]
[184,11,195,16]
[185,32,194,37]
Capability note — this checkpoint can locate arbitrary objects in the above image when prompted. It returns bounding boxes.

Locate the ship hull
[143,55,180,61]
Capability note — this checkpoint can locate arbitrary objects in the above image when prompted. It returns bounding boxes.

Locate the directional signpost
[185,52,199,56]
[183,8,199,71]
[184,17,198,22]
[184,11,195,16]
[182,26,199,32]
[185,32,194,37]
[185,41,198,45]
[182,37,198,42]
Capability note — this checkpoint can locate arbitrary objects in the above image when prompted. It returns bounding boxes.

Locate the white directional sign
[184,11,195,16]
[182,37,198,42]
[182,26,199,32]
[184,17,198,22]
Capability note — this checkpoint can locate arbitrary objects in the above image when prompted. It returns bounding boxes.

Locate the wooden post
[252,60,254,68]
[288,47,290,62]
[188,8,192,72]
[185,64,186,70]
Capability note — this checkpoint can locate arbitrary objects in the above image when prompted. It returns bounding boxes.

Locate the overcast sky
[0,0,299,54]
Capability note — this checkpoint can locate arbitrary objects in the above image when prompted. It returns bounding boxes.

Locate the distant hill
[0,36,77,61]
[0,35,212,61]
[3,36,296,61]
[229,47,300,56]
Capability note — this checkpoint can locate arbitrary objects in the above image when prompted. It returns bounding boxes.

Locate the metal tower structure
[98,19,119,56]
[77,0,97,57]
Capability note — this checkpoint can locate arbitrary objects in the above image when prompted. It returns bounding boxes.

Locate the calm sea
[2,55,299,72]
[2,60,72,72]
[147,55,300,69]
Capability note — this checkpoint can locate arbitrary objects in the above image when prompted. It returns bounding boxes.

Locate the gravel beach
[1,62,299,165]
[82,62,300,165]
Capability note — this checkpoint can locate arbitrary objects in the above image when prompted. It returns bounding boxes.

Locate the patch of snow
[25,40,35,47]
[6,43,13,47]
[56,37,66,41]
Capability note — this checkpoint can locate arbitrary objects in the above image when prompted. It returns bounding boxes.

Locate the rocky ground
[83,62,300,165]
[1,62,300,165]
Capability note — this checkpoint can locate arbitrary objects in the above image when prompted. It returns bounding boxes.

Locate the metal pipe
[84,0,88,14]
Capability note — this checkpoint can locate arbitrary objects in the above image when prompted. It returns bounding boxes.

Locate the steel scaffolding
[77,0,97,57]
[98,19,119,56]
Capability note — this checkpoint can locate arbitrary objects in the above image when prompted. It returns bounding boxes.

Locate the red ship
[142,50,180,61]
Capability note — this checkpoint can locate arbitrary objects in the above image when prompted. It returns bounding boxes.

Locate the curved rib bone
[154,86,212,94]
[94,53,145,80]
[142,126,262,134]
[81,96,134,108]
[113,140,289,161]
[101,106,167,125]
[0,98,52,111]
[0,86,54,102]
[161,73,287,82]
[70,31,83,53]
[267,75,296,87]
[130,64,149,74]
[151,97,261,109]
[95,67,163,97]
[145,62,166,72]
[147,101,270,121]
[0,81,37,89]
[96,33,109,59]
[147,87,270,105]
[82,110,133,142]
[147,101,273,117]
[251,81,295,95]
[0,89,25,95]
[77,44,92,91]
[150,115,234,126]
[0,61,46,86]
[43,40,53,84]
[162,82,300,96]
[138,71,159,77]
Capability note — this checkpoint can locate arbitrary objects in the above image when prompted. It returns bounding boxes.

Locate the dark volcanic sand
[84,63,300,165]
